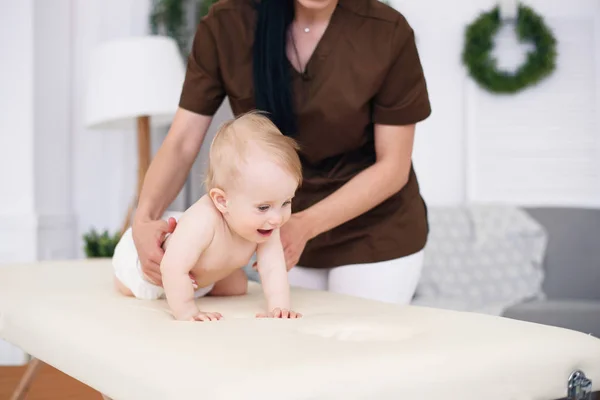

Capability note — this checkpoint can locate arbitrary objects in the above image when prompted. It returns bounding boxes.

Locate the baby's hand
[189,311,223,322]
[256,308,302,319]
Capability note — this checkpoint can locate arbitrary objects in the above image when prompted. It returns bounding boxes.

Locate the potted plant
[83,229,121,258]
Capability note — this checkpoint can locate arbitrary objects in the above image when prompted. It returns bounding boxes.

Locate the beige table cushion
[1,259,599,400]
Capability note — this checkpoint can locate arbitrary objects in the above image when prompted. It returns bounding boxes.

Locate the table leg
[10,357,43,400]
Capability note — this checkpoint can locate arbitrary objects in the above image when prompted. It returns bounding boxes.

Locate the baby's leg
[209,269,248,297]
[113,274,134,297]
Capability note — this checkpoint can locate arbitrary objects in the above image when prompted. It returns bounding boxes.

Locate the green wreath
[462,4,557,94]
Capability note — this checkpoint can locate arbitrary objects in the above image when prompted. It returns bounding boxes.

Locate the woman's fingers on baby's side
[166,217,177,232]
[156,218,176,243]
[142,252,164,286]
[141,261,163,286]
[149,248,164,265]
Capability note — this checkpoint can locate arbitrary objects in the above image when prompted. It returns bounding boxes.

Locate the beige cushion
[1,259,599,400]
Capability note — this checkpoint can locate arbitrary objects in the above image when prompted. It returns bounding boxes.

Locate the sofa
[502,207,600,337]
[413,205,600,338]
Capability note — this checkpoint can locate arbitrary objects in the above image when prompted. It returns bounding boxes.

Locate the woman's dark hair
[253,0,297,136]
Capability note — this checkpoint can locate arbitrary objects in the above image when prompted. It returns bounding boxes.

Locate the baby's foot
[190,311,223,322]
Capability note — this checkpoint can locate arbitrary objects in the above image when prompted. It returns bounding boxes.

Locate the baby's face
[225,158,299,243]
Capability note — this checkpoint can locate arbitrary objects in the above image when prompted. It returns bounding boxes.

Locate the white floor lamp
[84,35,185,235]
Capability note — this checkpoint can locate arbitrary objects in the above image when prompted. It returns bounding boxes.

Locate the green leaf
[149,0,220,57]
[82,228,121,258]
[462,4,557,94]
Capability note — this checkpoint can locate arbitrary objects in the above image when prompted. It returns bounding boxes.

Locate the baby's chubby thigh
[208,269,249,297]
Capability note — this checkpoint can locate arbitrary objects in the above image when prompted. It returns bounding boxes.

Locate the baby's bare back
[163,196,256,288]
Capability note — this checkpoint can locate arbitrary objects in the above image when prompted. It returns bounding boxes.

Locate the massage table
[1,259,599,400]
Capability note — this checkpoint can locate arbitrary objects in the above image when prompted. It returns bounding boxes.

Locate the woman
[132,0,432,304]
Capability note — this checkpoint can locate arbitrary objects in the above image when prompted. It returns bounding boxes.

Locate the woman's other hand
[279,213,314,271]
[132,217,177,286]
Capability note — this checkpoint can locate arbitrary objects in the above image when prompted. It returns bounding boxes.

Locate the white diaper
[112,213,214,300]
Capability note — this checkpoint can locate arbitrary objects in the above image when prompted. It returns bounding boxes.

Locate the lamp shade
[84,35,185,130]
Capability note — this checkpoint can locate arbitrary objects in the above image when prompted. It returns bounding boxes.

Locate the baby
[112,111,303,322]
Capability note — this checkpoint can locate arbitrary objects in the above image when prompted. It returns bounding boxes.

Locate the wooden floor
[1,363,598,400]
[0,362,99,400]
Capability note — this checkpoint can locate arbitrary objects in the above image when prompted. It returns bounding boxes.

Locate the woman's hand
[279,213,314,270]
[131,216,177,286]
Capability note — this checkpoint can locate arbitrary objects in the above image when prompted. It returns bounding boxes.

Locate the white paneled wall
[392,0,600,207]
[465,1,600,206]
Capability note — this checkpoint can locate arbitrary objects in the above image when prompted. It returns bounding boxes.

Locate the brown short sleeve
[178,18,225,116]
[372,19,431,126]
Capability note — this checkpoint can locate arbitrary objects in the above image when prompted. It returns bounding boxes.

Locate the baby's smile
[257,228,273,237]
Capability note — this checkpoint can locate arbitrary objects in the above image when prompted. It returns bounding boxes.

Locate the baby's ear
[209,188,228,214]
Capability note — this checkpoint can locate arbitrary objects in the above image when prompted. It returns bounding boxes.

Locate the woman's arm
[299,123,416,239]
[132,108,213,285]
[135,108,213,222]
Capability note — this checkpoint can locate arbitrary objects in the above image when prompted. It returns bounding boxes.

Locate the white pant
[287,250,424,305]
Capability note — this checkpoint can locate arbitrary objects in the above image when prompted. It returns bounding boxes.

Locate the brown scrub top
[179,0,432,268]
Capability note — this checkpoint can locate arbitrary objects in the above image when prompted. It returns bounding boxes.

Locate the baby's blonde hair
[204,110,302,191]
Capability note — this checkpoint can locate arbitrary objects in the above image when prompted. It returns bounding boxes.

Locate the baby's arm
[255,229,292,313]
[160,207,215,321]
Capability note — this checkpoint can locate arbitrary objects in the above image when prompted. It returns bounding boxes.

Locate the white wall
[392,0,600,207]
[0,1,36,261]
[71,0,159,255]
[34,0,78,260]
